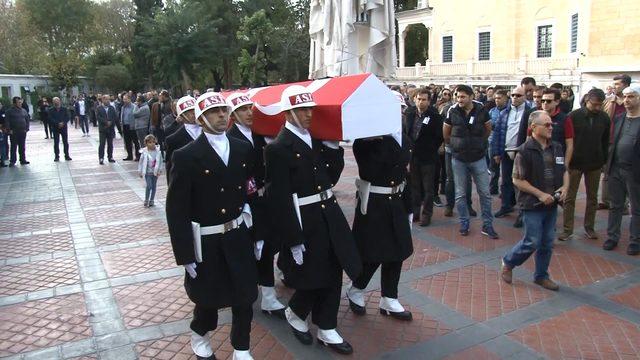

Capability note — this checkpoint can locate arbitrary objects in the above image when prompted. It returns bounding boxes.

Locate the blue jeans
[503,208,557,281]
[445,151,472,208]
[499,155,516,211]
[451,157,493,227]
[145,174,158,202]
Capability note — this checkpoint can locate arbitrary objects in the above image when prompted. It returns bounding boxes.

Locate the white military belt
[256,187,265,197]
[199,214,245,235]
[297,189,334,206]
[370,182,405,195]
[355,179,405,215]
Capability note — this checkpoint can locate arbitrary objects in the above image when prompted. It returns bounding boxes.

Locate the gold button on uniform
[321,204,325,209]
[242,163,246,168]
[326,163,329,167]
[238,185,242,190]
[388,196,392,200]
[205,170,210,174]
[313,166,317,170]
[221,209,226,214]
[296,153,301,158]
[220,187,224,192]
[317,186,322,190]
[390,181,395,185]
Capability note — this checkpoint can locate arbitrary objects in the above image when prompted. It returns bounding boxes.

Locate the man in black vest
[48,97,72,162]
[166,92,257,360]
[226,92,287,318]
[165,95,200,184]
[406,88,444,226]
[265,85,361,355]
[443,85,499,238]
[501,110,568,291]
[96,95,118,165]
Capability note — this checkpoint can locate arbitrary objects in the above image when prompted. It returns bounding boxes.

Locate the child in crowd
[138,134,163,207]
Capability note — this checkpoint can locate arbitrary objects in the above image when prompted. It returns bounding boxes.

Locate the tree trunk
[223,58,233,89]
[251,40,261,86]
[212,69,223,91]
[180,67,192,91]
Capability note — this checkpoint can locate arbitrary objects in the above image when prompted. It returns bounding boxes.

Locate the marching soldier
[264,85,362,355]
[165,95,200,183]
[346,130,414,321]
[226,93,287,318]
[166,92,257,360]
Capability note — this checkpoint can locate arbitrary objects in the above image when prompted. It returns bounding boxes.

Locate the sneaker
[433,196,444,207]
[500,260,512,284]
[481,225,499,239]
[459,221,470,236]
[627,243,639,256]
[584,229,599,240]
[602,239,617,251]
[468,207,477,217]
[444,206,453,217]
[557,232,572,241]
[534,278,559,291]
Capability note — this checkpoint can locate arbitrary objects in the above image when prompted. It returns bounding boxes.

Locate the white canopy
[309,0,396,79]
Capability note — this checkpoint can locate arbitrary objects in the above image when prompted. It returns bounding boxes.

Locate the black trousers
[9,132,27,164]
[98,133,114,160]
[52,126,70,158]
[43,121,50,138]
[256,245,276,287]
[353,261,402,298]
[190,304,252,351]
[122,125,140,159]
[288,284,341,330]
[79,115,89,134]
[410,157,437,219]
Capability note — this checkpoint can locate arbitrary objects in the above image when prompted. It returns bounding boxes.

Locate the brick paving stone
[0,257,80,296]
[79,190,139,209]
[0,231,73,260]
[92,219,169,247]
[508,305,640,360]
[101,243,176,278]
[0,212,68,235]
[135,324,294,360]
[402,238,457,271]
[410,264,551,322]
[0,200,66,217]
[72,173,122,185]
[443,345,501,360]
[521,245,634,287]
[335,291,452,359]
[609,285,640,311]
[84,203,156,224]
[69,356,98,360]
[69,167,118,176]
[587,226,635,256]
[0,293,92,357]
[428,223,522,252]
[113,276,193,329]
[74,181,128,196]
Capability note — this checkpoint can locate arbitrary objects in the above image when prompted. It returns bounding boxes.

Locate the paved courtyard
[0,123,639,360]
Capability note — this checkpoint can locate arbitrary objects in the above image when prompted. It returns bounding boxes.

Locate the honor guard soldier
[346,126,415,320]
[166,92,258,360]
[226,93,287,318]
[264,85,362,355]
[165,95,200,183]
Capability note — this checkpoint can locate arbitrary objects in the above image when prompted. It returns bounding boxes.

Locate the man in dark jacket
[96,95,118,164]
[166,91,257,360]
[560,89,610,241]
[443,85,498,238]
[265,85,361,355]
[48,97,72,162]
[603,85,640,256]
[4,97,30,166]
[406,88,444,226]
[501,110,568,291]
[226,92,287,319]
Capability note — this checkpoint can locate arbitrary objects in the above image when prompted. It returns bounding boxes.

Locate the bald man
[490,86,535,221]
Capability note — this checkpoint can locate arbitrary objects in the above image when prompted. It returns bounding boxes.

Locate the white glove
[408,213,413,230]
[184,263,197,279]
[322,140,340,149]
[291,244,306,265]
[254,240,264,260]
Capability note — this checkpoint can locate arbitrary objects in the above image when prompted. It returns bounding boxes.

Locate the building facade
[394,0,640,95]
[0,74,93,114]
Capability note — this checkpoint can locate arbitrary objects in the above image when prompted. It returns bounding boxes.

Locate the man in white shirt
[74,94,89,136]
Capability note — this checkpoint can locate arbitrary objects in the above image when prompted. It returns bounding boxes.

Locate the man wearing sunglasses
[491,86,534,226]
[559,89,611,241]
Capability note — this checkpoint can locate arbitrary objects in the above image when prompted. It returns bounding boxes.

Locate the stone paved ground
[0,123,639,360]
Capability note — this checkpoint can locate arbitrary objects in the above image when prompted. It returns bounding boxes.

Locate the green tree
[0,0,48,74]
[404,24,429,66]
[237,10,274,86]
[95,64,131,92]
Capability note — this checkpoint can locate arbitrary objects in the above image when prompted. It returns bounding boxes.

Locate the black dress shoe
[196,354,216,360]
[348,298,366,315]
[290,325,313,345]
[602,239,617,251]
[99,159,104,165]
[319,339,353,355]
[108,158,116,163]
[627,243,639,256]
[65,156,72,161]
[54,157,60,162]
[122,157,133,161]
[262,308,286,319]
[513,214,523,228]
[380,308,413,321]
[20,161,29,165]
[0,163,6,168]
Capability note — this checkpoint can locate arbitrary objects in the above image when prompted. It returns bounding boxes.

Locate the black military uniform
[165,125,197,184]
[265,126,362,336]
[349,135,414,319]
[166,133,258,351]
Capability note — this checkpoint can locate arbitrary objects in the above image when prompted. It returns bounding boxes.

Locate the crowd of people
[0,74,638,359]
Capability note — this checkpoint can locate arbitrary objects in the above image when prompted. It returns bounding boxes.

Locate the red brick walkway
[0,123,638,360]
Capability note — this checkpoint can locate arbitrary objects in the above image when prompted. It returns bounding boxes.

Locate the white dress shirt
[184,124,202,140]
[236,123,254,146]
[204,132,230,165]
[285,121,312,148]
